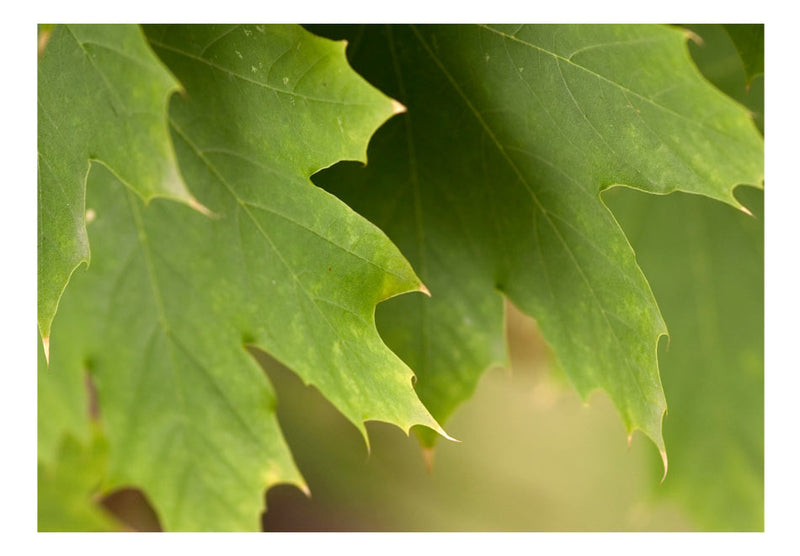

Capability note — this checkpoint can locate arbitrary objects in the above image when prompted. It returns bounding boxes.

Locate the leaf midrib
[409,24,660,412]
[385,25,431,377]
[120,189,271,495]
[168,117,410,424]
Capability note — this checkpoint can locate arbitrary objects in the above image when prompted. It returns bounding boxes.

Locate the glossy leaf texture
[40,24,445,531]
[310,24,764,454]
[37,25,198,342]
[607,187,763,531]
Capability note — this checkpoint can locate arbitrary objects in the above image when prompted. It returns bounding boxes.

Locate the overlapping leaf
[311,24,764,455]
[42,24,445,531]
[38,433,121,532]
[38,334,120,532]
[683,24,764,133]
[605,23,764,531]
[607,187,763,531]
[38,23,765,532]
[37,24,199,343]
[721,24,764,85]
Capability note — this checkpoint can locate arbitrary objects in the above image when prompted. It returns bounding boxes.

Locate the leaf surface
[607,186,763,531]
[605,24,764,531]
[721,24,764,84]
[683,24,764,133]
[38,432,121,532]
[44,24,444,531]
[37,25,198,341]
[311,24,763,453]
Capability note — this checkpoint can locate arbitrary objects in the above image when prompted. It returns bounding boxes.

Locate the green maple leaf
[41,24,445,531]
[683,24,764,133]
[37,24,203,347]
[605,23,764,531]
[607,186,763,531]
[311,24,763,461]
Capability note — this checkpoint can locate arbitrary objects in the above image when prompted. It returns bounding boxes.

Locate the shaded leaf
[311,24,763,454]
[38,24,199,342]
[721,24,764,84]
[44,24,445,531]
[683,24,763,133]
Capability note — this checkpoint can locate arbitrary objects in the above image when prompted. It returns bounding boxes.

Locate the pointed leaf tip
[391,99,407,115]
[418,283,431,297]
[42,336,50,366]
[436,426,459,443]
[683,28,704,46]
[659,449,669,483]
[187,196,215,218]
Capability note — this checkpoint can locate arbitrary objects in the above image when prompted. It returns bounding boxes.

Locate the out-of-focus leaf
[38,432,121,532]
[606,186,763,531]
[683,24,763,133]
[721,24,764,84]
[38,328,91,463]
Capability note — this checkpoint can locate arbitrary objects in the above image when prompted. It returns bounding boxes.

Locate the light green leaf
[607,187,763,531]
[38,24,200,343]
[311,24,763,455]
[38,304,117,532]
[45,24,445,531]
[38,329,90,463]
[38,432,121,532]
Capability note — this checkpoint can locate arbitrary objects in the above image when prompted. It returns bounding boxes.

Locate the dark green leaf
[721,24,764,84]
[312,24,763,457]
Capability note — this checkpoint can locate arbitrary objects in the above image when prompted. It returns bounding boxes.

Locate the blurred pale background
[256,303,690,532]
